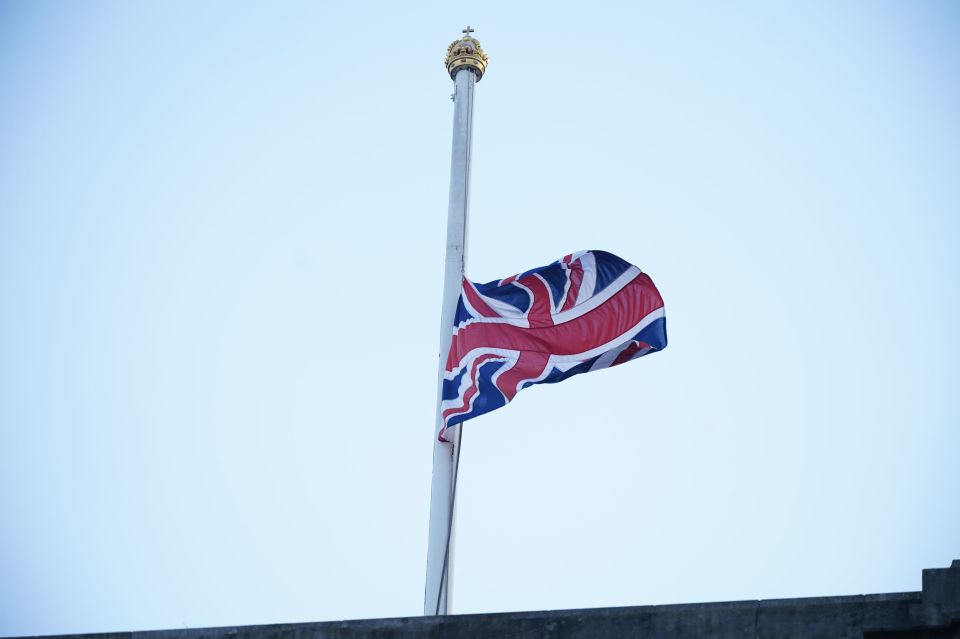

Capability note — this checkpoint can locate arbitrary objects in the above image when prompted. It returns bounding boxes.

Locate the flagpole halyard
[424,28,487,617]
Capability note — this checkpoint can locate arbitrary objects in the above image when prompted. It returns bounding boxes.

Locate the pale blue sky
[1,1,958,636]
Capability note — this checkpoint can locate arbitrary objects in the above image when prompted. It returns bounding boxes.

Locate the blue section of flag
[453,298,473,327]
[538,262,569,308]
[444,359,508,429]
[476,278,529,312]
[442,366,468,402]
[634,316,668,350]
[522,357,600,390]
[591,250,631,294]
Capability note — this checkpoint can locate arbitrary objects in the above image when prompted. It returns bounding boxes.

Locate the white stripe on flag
[575,251,597,306]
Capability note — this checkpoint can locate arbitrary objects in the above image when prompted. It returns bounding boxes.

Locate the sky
[1,1,959,636]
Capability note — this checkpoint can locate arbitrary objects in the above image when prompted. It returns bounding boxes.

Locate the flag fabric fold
[438,250,667,442]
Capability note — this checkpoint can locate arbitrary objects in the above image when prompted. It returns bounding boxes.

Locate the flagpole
[425,28,488,617]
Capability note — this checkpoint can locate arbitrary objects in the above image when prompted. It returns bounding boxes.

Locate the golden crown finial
[445,27,488,81]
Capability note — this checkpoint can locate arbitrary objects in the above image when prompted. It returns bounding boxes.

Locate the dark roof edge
[6,560,957,639]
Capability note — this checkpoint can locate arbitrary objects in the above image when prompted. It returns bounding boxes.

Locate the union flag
[439,250,667,442]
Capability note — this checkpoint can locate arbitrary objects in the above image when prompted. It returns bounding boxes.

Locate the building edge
[6,560,958,639]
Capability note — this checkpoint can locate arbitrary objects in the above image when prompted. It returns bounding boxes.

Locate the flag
[439,250,667,442]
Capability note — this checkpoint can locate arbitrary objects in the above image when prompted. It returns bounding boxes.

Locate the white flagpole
[424,27,488,617]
